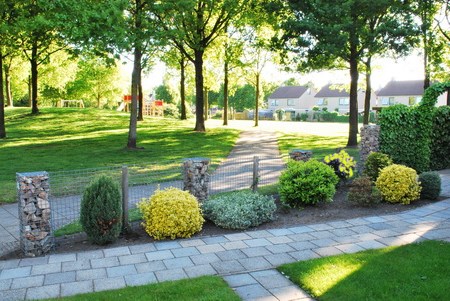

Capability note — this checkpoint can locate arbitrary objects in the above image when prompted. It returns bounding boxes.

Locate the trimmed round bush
[137,187,204,240]
[324,150,356,179]
[202,191,276,230]
[375,164,421,204]
[347,176,381,206]
[364,152,393,182]
[80,176,122,245]
[419,171,441,200]
[279,159,339,207]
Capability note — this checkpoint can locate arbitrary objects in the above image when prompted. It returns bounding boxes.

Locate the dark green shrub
[430,106,450,170]
[202,191,276,230]
[379,104,432,173]
[364,152,393,182]
[419,171,441,200]
[300,113,308,121]
[347,176,382,206]
[80,176,122,245]
[163,103,180,118]
[279,160,339,207]
[321,111,338,122]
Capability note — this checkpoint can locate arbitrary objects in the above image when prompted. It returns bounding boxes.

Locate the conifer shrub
[364,152,393,182]
[324,150,356,180]
[202,191,276,230]
[375,164,421,204]
[347,176,382,206]
[80,176,122,245]
[137,187,204,240]
[418,171,441,200]
[279,160,339,207]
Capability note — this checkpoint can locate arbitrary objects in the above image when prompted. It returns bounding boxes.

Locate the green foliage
[430,106,450,170]
[279,160,339,207]
[347,176,382,206]
[312,106,320,111]
[321,111,338,122]
[137,187,204,240]
[202,191,276,230]
[155,84,174,104]
[80,176,122,245]
[299,113,308,121]
[419,171,441,200]
[375,164,421,204]
[324,150,356,180]
[229,84,255,111]
[378,104,433,173]
[163,103,180,119]
[364,152,393,182]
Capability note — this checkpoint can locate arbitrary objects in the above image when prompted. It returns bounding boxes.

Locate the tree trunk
[447,87,450,106]
[254,73,260,127]
[127,46,142,149]
[203,87,208,121]
[423,41,430,90]
[363,57,372,125]
[223,59,229,126]
[194,49,205,132]
[31,42,39,114]
[28,76,32,107]
[4,63,13,107]
[180,56,187,120]
[347,56,359,147]
[138,82,144,121]
[0,52,6,138]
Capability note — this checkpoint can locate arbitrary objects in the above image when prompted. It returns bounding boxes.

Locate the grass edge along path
[278,240,450,301]
[43,275,240,301]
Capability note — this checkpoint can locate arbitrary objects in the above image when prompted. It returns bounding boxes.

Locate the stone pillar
[359,125,381,173]
[289,149,313,162]
[17,172,53,257]
[183,158,210,202]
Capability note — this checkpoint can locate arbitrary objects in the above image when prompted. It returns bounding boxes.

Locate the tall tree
[154,0,249,132]
[277,0,417,146]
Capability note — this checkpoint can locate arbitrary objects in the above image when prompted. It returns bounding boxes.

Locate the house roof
[315,84,349,97]
[377,80,424,96]
[268,86,309,99]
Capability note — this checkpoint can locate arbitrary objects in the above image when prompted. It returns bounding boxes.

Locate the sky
[125,51,425,95]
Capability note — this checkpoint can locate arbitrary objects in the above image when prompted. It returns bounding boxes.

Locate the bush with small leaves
[364,152,393,182]
[202,191,276,230]
[375,164,421,204]
[279,159,339,207]
[324,150,356,180]
[80,176,122,245]
[137,187,204,240]
[418,171,441,200]
[347,176,382,206]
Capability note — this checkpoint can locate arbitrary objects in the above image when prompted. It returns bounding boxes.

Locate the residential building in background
[314,84,374,113]
[267,86,317,114]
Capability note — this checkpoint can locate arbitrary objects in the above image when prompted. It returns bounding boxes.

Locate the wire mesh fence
[1,155,286,256]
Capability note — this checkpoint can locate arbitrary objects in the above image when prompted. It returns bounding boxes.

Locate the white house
[314,84,374,113]
[376,80,447,107]
[267,86,317,116]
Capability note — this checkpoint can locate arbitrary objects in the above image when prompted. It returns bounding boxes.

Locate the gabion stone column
[359,125,381,174]
[17,172,53,257]
[183,158,210,202]
[289,149,313,162]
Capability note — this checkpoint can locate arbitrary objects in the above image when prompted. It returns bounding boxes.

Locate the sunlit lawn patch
[278,240,450,301]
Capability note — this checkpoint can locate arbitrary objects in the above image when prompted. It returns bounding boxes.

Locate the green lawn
[277,132,359,161]
[278,240,450,301]
[44,275,240,301]
[0,107,239,203]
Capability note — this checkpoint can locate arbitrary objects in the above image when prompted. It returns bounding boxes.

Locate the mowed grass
[278,240,450,301]
[0,107,239,203]
[277,132,359,161]
[44,275,240,301]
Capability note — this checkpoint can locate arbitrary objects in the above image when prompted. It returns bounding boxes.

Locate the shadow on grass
[279,240,450,301]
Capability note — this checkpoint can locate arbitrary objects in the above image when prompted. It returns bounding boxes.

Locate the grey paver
[252,270,292,289]
[225,233,252,241]
[124,272,157,286]
[265,244,295,254]
[267,228,294,236]
[287,233,315,242]
[172,246,200,258]
[26,284,60,299]
[202,236,229,244]
[62,259,91,272]
[106,264,137,278]
[0,266,31,280]
[154,241,181,250]
[313,246,344,257]
[190,253,220,265]
[179,238,205,248]
[103,246,130,257]
[266,235,293,244]
[19,256,48,267]
[216,249,247,261]
[264,253,295,266]
[77,250,104,260]
[0,279,12,291]
[1,288,26,301]
[11,275,44,289]
[163,257,194,269]
[244,238,272,247]
[239,257,273,271]
[44,271,76,285]
[118,253,147,265]
[221,240,249,250]
[60,280,93,297]
[245,230,273,239]
[224,273,258,287]
[184,264,217,278]
[233,283,272,300]
[356,240,388,250]
[335,243,366,253]
[135,261,166,273]
[289,250,321,261]
[145,250,174,261]
[94,276,126,292]
[310,238,338,247]
[0,259,20,270]
[31,263,61,275]
[48,253,76,264]
[241,246,272,257]
[155,268,187,282]
[91,256,119,268]
[197,243,225,254]
[129,243,156,254]
[211,260,246,274]
[308,223,334,231]
[288,226,314,234]
[270,285,312,300]
[76,268,107,281]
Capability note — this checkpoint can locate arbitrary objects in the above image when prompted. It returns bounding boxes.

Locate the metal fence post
[252,156,259,192]
[121,166,130,233]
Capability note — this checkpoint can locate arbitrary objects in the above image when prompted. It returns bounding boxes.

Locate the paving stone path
[1,130,450,300]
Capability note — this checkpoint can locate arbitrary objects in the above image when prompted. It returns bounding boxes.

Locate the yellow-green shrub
[375,164,421,204]
[137,187,204,240]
